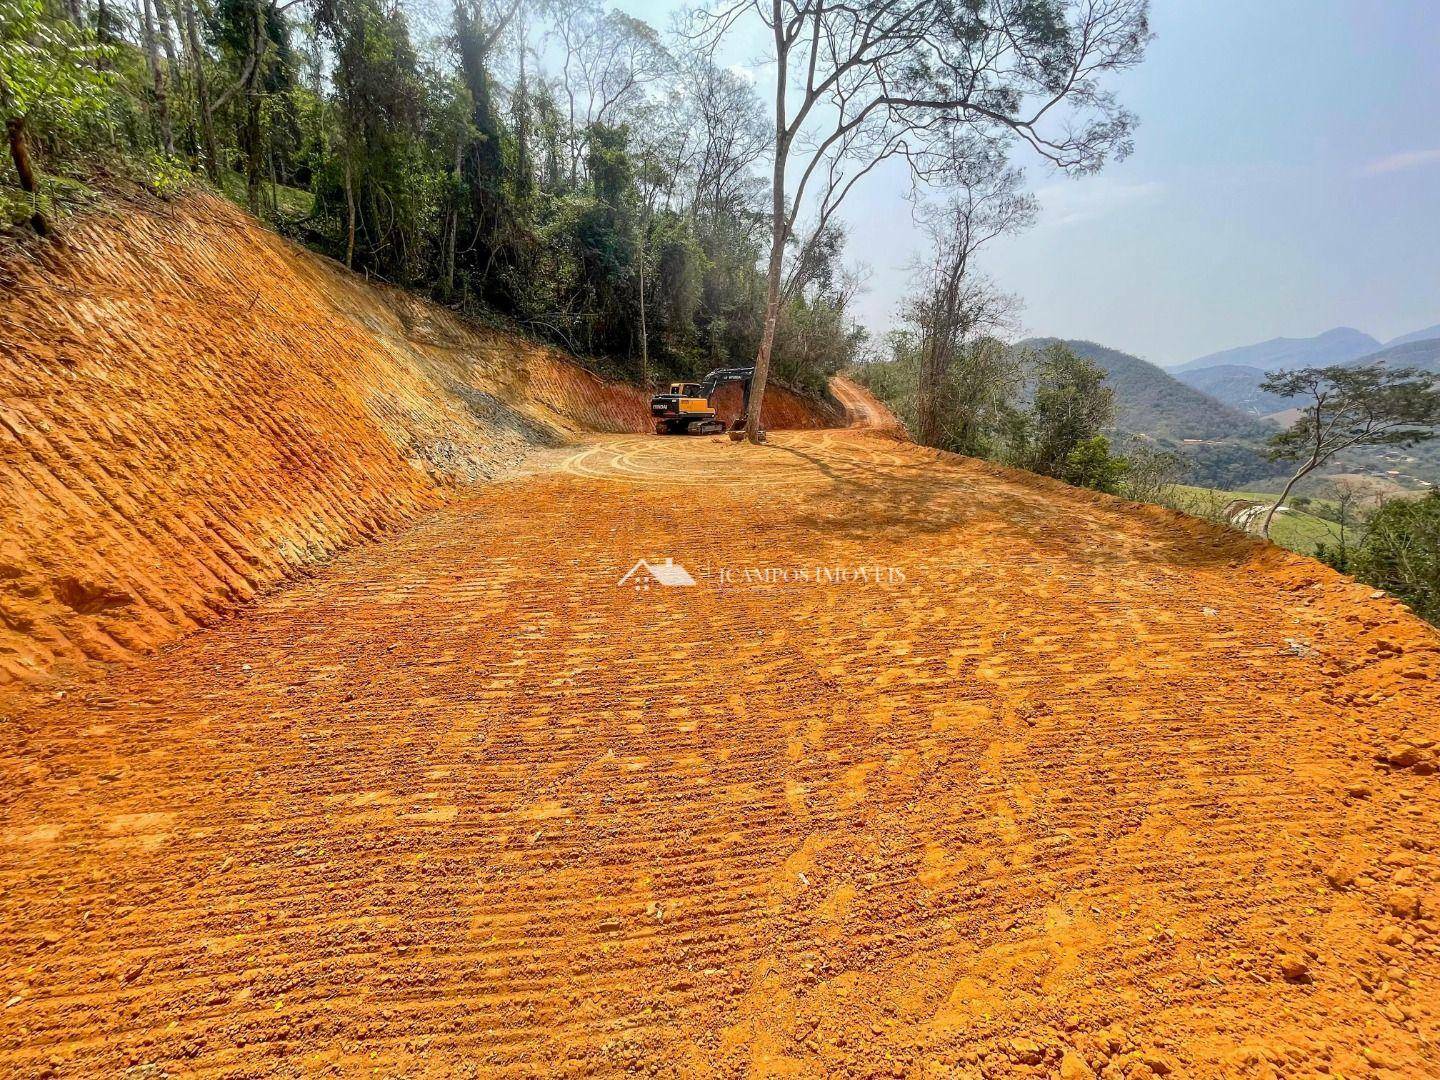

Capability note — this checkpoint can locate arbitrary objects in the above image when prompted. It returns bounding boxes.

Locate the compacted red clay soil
[3,424,1439,1078]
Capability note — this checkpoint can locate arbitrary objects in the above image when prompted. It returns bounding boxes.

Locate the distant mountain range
[1170,327,1381,374]
[1170,324,1440,418]
[1023,332,1440,490]
[1384,323,1440,349]
[1025,338,1271,441]
[1171,364,1291,416]
[1021,338,1286,488]
[1353,337,1440,374]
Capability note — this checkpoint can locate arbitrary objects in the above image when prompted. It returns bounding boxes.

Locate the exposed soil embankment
[712,378,843,429]
[0,194,838,691]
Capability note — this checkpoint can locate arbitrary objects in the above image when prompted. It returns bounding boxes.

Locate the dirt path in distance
[2,430,1438,1078]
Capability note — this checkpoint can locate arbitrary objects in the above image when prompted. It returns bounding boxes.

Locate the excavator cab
[649,367,763,439]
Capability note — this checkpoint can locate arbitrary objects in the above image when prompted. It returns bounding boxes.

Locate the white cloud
[1032,178,1165,227]
[726,63,758,85]
[1360,148,1440,176]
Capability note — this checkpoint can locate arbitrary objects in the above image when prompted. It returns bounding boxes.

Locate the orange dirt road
[3,430,1439,1078]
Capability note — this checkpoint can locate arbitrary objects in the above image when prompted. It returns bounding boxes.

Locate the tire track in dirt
[2,430,1438,1077]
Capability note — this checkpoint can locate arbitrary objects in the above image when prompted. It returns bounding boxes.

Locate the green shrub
[1062,434,1128,493]
[1332,492,1440,623]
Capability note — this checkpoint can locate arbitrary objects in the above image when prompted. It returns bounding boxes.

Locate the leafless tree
[1329,476,1384,559]
[624,60,769,379]
[1258,364,1440,538]
[629,87,699,382]
[1115,437,1187,503]
[909,151,1035,446]
[552,3,670,185]
[686,59,770,222]
[691,0,1150,441]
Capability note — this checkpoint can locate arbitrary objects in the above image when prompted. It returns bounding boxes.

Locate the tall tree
[552,2,667,186]
[452,0,522,302]
[152,0,183,100]
[0,0,115,234]
[686,59,768,223]
[213,0,281,211]
[910,154,1034,447]
[693,0,1149,441]
[1023,343,1117,479]
[316,0,425,278]
[629,88,700,381]
[180,0,218,177]
[140,0,174,155]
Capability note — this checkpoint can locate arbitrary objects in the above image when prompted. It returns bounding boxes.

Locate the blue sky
[615,0,1440,366]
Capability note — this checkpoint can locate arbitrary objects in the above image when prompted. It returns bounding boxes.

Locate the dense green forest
[0,0,863,393]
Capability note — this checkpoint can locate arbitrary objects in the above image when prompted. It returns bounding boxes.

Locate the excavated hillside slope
[0,193,836,691]
[6,195,1440,1078]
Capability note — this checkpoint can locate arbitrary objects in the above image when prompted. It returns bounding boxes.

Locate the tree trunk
[242,8,264,212]
[440,134,461,299]
[747,112,789,446]
[96,0,113,56]
[5,116,50,236]
[513,35,533,204]
[916,333,944,447]
[344,152,357,269]
[153,0,183,101]
[747,12,792,446]
[142,0,174,157]
[244,96,261,212]
[1260,459,1315,539]
[183,0,218,180]
[746,206,785,443]
[441,208,456,299]
[65,0,84,24]
[637,237,649,390]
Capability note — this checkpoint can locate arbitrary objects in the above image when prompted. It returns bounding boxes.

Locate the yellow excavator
[649,367,763,440]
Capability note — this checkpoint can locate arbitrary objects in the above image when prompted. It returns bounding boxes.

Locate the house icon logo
[618,558,697,590]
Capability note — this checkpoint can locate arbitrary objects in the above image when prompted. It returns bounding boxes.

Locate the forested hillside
[1025,339,1271,441]
[1173,363,1292,417]
[1176,336,1440,418]
[1019,338,1287,488]
[0,0,863,395]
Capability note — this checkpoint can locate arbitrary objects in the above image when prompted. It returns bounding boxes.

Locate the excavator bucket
[728,417,765,443]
